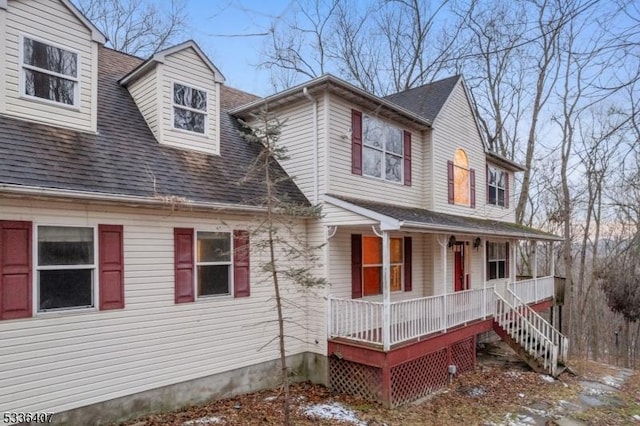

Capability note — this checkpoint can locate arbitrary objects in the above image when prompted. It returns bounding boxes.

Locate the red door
[454,243,465,292]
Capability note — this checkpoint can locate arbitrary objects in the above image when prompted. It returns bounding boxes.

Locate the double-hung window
[487,242,508,279]
[196,232,232,296]
[362,236,403,296]
[362,115,403,183]
[37,226,95,311]
[488,166,507,207]
[173,83,207,134]
[22,36,79,106]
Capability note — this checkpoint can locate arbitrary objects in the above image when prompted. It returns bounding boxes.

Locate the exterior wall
[485,161,517,222]
[327,227,425,301]
[251,95,327,204]
[321,203,376,226]
[0,198,311,416]
[326,94,425,208]
[127,66,159,140]
[159,47,220,154]
[2,0,97,132]
[430,81,516,222]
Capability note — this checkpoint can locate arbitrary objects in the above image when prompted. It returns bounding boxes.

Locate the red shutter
[233,230,250,298]
[403,131,412,186]
[99,225,124,310]
[0,221,32,320]
[504,172,510,208]
[470,168,476,208]
[174,228,195,303]
[404,237,412,292]
[351,234,362,299]
[351,110,363,175]
[505,242,510,278]
[447,160,455,204]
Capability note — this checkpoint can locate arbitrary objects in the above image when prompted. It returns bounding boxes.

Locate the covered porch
[321,195,562,407]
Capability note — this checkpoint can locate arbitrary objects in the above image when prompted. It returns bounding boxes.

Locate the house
[0,0,566,423]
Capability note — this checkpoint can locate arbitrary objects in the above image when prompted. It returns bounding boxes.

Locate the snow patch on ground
[539,374,555,383]
[602,375,622,389]
[301,402,366,425]
[264,396,278,402]
[183,416,225,425]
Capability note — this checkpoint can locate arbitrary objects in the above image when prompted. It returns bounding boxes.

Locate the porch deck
[328,275,554,348]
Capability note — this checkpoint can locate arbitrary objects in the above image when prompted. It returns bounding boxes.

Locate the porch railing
[328,275,555,348]
[510,276,554,304]
[329,286,496,347]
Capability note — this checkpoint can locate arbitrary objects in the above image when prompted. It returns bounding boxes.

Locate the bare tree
[260,0,463,95]
[74,0,188,57]
[239,110,325,425]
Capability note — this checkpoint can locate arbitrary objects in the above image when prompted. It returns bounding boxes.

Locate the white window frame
[195,231,233,298]
[362,115,404,184]
[487,242,507,280]
[172,81,209,136]
[34,224,98,314]
[362,235,404,297]
[19,34,81,110]
[488,166,507,207]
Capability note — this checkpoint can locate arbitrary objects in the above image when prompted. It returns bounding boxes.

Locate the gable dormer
[0,0,105,133]
[120,41,225,155]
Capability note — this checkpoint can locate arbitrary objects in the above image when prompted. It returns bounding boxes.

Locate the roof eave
[486,151,526,172]
[229,74,432,130]
[119,40,225,86]
[0,184,269,214]
[401,220,563,241]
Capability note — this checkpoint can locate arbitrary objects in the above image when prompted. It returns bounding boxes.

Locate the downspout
[303,87,319,204]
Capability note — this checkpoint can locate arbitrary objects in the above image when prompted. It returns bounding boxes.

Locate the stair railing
[494,289,560,375]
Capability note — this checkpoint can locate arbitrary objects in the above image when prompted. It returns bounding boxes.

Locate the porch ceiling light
[448,235,456,248]
[474,237,482,250]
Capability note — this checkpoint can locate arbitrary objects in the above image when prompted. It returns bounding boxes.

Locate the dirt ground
[119,343,640,426]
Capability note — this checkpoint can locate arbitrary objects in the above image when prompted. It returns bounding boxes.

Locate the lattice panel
[452,336,476,375]
[329,358,383,401]
[390,348,449,407]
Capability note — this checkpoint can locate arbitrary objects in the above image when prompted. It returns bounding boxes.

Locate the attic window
[173,83,207,134]
[22,37,78,106]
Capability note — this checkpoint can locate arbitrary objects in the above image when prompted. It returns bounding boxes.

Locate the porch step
[492,289,569,378]
[493,321,560,376]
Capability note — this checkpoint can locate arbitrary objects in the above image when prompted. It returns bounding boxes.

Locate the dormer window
[487,166,509,207]
[173,83,207,134]
[22,36,78,106]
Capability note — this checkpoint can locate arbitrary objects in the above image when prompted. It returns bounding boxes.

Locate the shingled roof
[0,47,308,209]
[384,75,460,122]
[327,195,561,241]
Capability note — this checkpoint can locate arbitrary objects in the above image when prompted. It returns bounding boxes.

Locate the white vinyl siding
[160,48,219,154]
[0,198,311,415]
[327,95,424,208]
[246,96,327,202]
[430,81,516,222]
[127,69,159,139]
[3,0,96,132]
[327,227,425,301]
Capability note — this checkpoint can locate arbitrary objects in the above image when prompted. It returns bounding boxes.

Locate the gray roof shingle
[383,75,460,122]
[329,195,561,240]
[0,47,308,208]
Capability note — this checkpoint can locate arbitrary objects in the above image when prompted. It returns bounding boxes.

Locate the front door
[454,242,465,292]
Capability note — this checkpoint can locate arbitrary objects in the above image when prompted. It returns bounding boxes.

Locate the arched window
[454,149,470,205]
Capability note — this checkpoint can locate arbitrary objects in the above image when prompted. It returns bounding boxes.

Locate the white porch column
[482,238,487,318]
[550,241,556,276]
[511,240,517,284]
[533,241,538,301]
[442,238,448,331]
[382,231,391,351]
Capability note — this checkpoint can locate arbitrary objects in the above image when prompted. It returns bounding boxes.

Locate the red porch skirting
[328,319,493,407]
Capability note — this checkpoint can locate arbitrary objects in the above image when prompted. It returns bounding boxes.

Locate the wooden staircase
[493,288,568,377]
